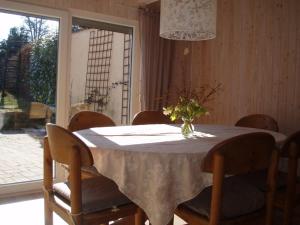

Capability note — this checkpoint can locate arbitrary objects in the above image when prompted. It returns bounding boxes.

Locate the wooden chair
[67,111,116,178]
[274,130,300,225]
[132,110,172,125]
[235,114,279,132]
[44,123,144,225]
[241,133,300,225]
[175,132,279,225]
[70,103,91,118]
[68,111,115,132]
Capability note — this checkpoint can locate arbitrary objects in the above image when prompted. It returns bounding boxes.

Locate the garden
[0,17,57,130]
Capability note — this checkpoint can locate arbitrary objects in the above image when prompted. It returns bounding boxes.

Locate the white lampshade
[160,0,217,41]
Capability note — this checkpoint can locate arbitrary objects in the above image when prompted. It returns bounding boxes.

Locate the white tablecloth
[75,124,286,225]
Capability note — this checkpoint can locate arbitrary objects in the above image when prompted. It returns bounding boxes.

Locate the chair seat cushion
[53,176,131,214]
[60,164,101,176]
[237,169,289,192]
[81,165,101,176]
[182,176,265,219]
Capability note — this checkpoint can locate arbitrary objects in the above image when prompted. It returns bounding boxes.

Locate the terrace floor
[1,195,188,225]
[0,195,299,225]
[0,128,45,185]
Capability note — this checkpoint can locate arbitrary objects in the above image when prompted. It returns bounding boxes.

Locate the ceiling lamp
[160,0,217,41]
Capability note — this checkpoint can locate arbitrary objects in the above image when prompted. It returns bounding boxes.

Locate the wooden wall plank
[170,0,300,135]
[294,0,300,130]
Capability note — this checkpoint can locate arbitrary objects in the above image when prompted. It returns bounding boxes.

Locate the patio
[0,128,45,185]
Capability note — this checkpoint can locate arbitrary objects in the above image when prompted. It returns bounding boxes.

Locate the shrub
[29,35,57,105]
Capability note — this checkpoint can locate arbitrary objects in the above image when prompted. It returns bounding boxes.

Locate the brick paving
[0,129,45,185]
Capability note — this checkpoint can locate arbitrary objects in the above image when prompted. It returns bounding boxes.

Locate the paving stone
[0,129,44,185]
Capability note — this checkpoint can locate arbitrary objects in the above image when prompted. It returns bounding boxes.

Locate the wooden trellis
[121,34,133,124]
[84,30,113,112]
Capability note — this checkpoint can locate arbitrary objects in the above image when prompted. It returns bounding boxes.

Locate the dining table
[74,124,286,225]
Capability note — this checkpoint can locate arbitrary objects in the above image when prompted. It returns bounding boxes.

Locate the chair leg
[283,191,294,225]
[44,197,53,225]
[123,216,135,225]
[71,215,83,225]
[283,151,298,225]
[135,208,146,225]
[111,216,135,225]
[167,217,174,225]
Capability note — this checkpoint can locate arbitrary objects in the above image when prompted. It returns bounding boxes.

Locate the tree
[29,35,57,105]
[0,18,57,105]
[21,17,57,105]
[6,27,28,43]
[72,24,83,33]
[0,40,7,57]
[0,27,28,56]
[23,17,49,42]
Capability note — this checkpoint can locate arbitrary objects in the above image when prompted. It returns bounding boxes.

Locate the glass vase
[181,119,194,138]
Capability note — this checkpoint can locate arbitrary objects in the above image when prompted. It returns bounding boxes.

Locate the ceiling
[112,0,158,7]
[138,0,158,5]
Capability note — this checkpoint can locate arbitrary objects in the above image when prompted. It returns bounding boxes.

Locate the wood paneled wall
[170,0,300,135]
[7,0,140,20]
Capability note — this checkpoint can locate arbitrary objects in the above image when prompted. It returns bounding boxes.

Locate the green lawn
[0,91,24,110]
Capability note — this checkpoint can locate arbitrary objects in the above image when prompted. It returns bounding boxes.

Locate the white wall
[70,29,91,105]
[70,29,127,125]
[103,32,125,125]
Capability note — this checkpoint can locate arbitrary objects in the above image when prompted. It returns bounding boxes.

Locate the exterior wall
[70,30,90,105]
[70,29,126,124]
[170,0,300,136]
[104,32,125,124]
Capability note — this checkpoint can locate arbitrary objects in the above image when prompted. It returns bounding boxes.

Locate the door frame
[0,0,70,198]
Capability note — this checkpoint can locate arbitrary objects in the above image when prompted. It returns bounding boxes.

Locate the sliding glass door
[69,17,133,125]
[0,9,59,197]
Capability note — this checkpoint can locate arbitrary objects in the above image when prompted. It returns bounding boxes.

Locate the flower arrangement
[163,84,221,137]
[163,96,208,122]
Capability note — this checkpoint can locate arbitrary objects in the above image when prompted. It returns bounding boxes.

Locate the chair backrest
[201,132,277,225]
[70,102,91,118]
[235,114,279,132]
[280,130,300,158]
[46,123,93,166]
[68,111,115,132]
[132,110,172,125]
[202,132,276,175]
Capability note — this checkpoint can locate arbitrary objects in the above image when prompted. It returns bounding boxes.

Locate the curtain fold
[139,8,174,111]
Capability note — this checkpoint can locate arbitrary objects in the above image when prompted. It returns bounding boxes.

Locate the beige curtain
[139,8,174,111]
